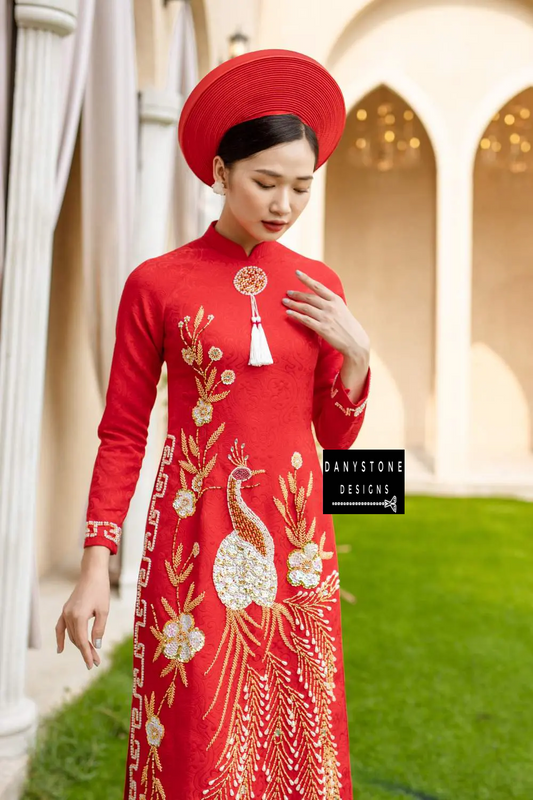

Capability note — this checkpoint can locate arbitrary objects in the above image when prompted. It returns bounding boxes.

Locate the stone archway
[325,0,533,481]
[325,84,437,459]
[471,86,533,461]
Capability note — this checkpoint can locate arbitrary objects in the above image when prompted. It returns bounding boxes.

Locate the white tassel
[248,295,273,366]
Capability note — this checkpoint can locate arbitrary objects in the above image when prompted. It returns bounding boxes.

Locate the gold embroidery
[150,541,205,681]
[204,439,281,759]
[140,540,205,796]
[331,370,369,417]
[128,434,176,800]
[140,694,166,800]
[273,451,333,588]
[201,451,345,799]
[283,573,344,799]
[140,306,237,798]
[177,307,235,430]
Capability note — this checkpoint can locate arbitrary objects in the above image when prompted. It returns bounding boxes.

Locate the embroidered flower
[181,346,195,365]
[173,489,196,518]
[192,398,213,426]
[220,369,235,385]
[208,346,223,361]
[191,474,203,493]
[287,541,323,588]
[161,613,205,663]
[145,714,165,747]
[291,451,303,469]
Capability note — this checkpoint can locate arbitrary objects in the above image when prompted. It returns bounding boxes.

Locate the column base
[0,754,28,800]
[0,698,38,759]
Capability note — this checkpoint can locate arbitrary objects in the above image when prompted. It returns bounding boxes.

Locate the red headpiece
[178,48,346,186]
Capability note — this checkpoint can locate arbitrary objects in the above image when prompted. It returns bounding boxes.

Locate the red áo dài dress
[84,220,371,800]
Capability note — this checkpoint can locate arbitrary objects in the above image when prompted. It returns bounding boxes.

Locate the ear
[212,155,226,185]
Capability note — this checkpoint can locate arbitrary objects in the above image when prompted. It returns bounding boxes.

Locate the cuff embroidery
[85,520,122,547]
[330,370,369,418]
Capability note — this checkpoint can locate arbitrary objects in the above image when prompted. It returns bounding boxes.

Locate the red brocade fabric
[85,220,371,800]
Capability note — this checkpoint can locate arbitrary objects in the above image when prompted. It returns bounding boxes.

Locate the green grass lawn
[22,495,533,800]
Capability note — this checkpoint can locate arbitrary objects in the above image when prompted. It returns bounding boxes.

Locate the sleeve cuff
[84,520,122,554]
[330,366,371,417]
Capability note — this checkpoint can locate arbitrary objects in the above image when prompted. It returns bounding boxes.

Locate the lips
[262,220,286,229]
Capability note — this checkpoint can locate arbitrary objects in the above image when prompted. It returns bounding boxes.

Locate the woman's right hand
[55,545,111,670]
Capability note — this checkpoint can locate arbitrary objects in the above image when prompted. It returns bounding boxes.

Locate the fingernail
[295,269,301,275]
[86,663,91,670]
[94,662,100,668]
[57,646,60,654]
[95,639,102,649]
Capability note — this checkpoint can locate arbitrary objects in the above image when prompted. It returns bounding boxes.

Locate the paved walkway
[27,575,135,719]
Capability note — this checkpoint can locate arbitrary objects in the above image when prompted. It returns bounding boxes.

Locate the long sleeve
[312,272,371,451]
[84,261,165,554]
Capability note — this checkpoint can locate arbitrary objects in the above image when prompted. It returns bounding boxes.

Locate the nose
[270,186,292,216]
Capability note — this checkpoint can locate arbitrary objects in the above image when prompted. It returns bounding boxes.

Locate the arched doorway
[325,84,437,465]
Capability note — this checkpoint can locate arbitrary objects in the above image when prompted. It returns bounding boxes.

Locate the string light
[348,90,421,171]
[479,95,532,172]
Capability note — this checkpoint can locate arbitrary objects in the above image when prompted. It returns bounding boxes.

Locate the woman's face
[213,138,315,244]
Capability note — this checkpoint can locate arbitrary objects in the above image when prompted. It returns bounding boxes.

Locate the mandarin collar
[200,219,277,261]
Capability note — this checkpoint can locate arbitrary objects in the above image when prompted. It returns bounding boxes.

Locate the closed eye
[254,180,309,194]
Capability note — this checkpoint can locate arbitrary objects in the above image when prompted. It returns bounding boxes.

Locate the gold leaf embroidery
[194,305,204,329]
[205,366,217,393]
[178,460,197,474]
[208,389,231,402]
[206,423,225,450]
[188,435,199,457]
[194,375,206,400]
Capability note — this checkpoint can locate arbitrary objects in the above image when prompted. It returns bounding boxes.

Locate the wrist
[344,343,370,368]
[81,545,111,574]
[339,351,370,405]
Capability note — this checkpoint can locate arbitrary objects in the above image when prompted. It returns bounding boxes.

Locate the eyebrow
[253,168,314,181]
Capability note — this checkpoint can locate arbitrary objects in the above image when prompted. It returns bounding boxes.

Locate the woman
[56,49,371,799]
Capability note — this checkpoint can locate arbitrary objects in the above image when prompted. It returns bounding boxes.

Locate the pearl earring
[211,180,226,196]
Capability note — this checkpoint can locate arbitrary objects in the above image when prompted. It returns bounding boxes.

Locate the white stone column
[434,157,473,482]
[119,87,181,605]
[0,0,77,758]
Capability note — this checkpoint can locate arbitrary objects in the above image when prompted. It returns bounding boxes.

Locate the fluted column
[0,0,77,758]
[119,87,181,604]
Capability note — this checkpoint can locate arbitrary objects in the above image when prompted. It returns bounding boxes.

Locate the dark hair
[216,114,319,171]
